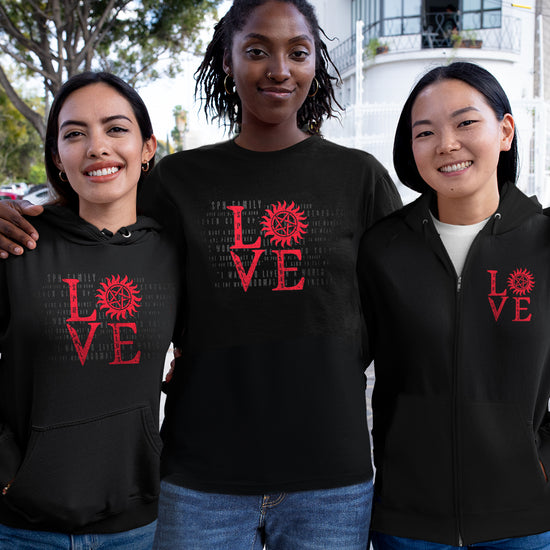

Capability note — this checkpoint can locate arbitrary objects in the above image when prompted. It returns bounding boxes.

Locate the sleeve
[367,167,403,228]
[537,411,550,478]
[138,157,184,237]
[0,263,22,493]
[356,233,376,367]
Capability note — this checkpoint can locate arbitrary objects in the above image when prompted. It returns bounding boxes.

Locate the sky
[138,1,232,147]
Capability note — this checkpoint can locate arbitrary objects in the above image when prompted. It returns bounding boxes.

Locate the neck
[235,119,309,152]
[437,188,500,225]
[79,202,137,233]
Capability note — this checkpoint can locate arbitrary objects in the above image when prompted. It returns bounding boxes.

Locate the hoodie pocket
[3,404,162,527]
[379,394,455,514]
[461,402,545,514]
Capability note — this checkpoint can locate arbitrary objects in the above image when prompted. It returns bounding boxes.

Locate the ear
[222,50,232,76]
[142,134,157,162]
[53,152,64,172]
[499,113,515,152]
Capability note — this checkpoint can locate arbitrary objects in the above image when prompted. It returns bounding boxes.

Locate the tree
[0,0,221,140]
[0,86,44,185]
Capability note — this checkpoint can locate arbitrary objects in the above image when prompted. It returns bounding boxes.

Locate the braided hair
[195,0,342,135]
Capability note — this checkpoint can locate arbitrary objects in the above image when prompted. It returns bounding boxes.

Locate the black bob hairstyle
[45,71,155,209]
[393,62,519,194]
[195,0,342,135]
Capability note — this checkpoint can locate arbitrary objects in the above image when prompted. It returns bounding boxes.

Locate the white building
[310,0,550,205]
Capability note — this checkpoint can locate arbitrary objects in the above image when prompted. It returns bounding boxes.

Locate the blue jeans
[153,479,373,549]
[371,531,550,550]
[0,520,156,549]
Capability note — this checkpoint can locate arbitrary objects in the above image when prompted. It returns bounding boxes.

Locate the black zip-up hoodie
[0,206,181,534]
[358,184,550,545]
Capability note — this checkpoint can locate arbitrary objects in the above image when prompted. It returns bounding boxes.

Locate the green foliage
[0,0,223,138]
[0,87,44,185]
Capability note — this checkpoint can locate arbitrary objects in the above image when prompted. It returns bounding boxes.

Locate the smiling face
[54,82,156,225]
[411,78,514,222]
[223,0,316,146]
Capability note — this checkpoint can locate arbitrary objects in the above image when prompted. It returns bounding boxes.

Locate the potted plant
[364,37,389,60]
[452,29,482,48]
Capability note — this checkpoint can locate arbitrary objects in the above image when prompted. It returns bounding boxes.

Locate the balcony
[329,12,521,75]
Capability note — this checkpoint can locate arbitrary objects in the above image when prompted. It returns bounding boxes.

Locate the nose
[87,132,110,158]
[436,129,460,155]
[266,54,290,82]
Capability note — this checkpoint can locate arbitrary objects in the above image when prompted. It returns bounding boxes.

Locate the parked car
[0,191,20,201]
[23,184,54,205]
[1,182,29,196]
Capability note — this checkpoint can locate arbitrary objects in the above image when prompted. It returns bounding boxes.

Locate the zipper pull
[2,480,13,495]
[457,276,462,292]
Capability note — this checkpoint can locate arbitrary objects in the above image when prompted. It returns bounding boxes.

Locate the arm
[0,200,43,258]
[0,263,22,493]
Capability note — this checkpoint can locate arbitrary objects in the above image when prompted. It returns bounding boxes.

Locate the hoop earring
[308,77,320,98]
[59,171,68,182]
[141,161,150,172]
[224,74,234,95]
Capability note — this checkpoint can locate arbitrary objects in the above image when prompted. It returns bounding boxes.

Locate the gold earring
[308,77,320,98]
[224,74,234,95]
[141,161,150,172]
[59,171,68,182]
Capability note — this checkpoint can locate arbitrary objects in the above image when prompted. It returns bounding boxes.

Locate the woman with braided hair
[0,1,401,548]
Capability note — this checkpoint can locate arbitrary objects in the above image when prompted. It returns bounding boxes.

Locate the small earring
[224,74,234,95]
[141,161,150,172]
[308,77,320,98]
[59,171,68,182]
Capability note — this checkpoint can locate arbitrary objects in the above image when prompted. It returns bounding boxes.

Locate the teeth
[439,161,472,173]
[86,166,120,177]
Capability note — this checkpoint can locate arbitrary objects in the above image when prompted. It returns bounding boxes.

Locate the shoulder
[156,141,232,169]
[362,199,420,247]
[313,137,387,168]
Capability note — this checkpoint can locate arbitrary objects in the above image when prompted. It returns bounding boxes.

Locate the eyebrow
[412,106,480,128]
[243,32,313,44]
[59,114,133,130]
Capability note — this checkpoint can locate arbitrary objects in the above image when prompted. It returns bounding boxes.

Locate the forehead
[234,1,314,42]
[59,83,135,121]
[412,78,490,117]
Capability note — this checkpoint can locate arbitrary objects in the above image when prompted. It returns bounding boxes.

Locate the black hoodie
[0,205,181,534]
[358,184,550,545]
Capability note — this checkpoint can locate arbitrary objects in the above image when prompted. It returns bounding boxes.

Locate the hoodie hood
[403,183,542,235]
[37,205,162,246]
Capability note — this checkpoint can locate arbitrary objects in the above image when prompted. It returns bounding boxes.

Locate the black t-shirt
[142,136,401,494]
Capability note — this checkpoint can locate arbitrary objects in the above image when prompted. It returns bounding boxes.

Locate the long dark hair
[393,62,519,194]
[195,0,342,135]
[45,71,155,209]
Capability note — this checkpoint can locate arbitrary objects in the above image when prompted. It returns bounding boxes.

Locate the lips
[260,86,294,97]
[438,161,473,173]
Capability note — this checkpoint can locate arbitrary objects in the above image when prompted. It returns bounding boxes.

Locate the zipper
[452,274,465,546]
[452,224,487,546]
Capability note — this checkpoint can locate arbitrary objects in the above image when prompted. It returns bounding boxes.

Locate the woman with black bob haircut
[359,61,550,548]
[393,61,518,194]
[0,71,181,549]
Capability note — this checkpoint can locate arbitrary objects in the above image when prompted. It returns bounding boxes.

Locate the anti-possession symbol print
[261,201,308,247]
[96,275,141,319]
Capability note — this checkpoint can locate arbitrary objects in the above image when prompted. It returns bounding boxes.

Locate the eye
[63,130,84,139]
[458,119,477,128]
[290,49,310,60]
[108,126,129,135]
[414,130,433,139]
[246,47,267,58]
